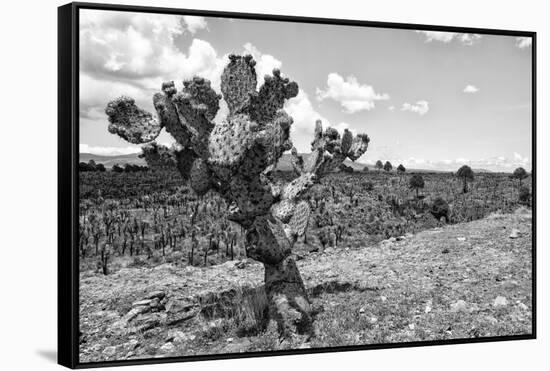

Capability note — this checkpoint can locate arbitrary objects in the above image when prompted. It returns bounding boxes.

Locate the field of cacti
[78,168,533,361]
[78,168,532,274]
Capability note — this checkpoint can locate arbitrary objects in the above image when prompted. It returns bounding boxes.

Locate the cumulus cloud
[388,105,395,111]
[182,16,208,34]
[463,84,479,93]
[515,37,532,49]
[80,10,224,87]
[285,90,328,152]
[416,31,482,45]
[79,8,229,137]
[243,43,282,87]
[401,100,429,115]
[316,73,389,113]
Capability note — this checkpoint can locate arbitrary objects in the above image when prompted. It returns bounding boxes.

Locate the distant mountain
[79,152,494,173]
[79,153,146,168]
[79,152,368,171]
[275,153,369,172]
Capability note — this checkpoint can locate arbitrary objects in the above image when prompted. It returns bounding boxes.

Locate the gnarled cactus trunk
[105,54,370,338]
[264,255,312,336]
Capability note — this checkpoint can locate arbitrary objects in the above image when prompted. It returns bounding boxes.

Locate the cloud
[515,37,532,49]
[416,31,482,45]
[80,10,224,86]
[243,43,282,87]
[285,90,328,152]
[79,143,141,156]
[182,16,208,34]
[388,105,395,111]
[316,73,389,113]
[79,8,229,142]
[463,84,479,93]
[401,100,429,115]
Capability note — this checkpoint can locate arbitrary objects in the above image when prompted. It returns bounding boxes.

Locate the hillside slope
[79,209,532,362]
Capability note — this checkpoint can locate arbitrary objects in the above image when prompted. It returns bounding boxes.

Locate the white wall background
[0,0,546,369]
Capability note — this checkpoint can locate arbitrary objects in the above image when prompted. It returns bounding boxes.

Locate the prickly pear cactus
[105,54,370,338]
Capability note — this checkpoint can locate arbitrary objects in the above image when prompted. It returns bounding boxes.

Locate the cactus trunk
[264,255,312,337]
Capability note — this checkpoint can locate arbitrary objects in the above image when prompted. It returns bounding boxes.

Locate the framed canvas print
[58,2,536,368]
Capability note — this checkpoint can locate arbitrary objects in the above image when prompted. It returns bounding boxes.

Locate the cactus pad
[221,54,257,116]
[105,97,162,144]
[250,69,299,124]
[208,114,255,171]
[287,201,310,237]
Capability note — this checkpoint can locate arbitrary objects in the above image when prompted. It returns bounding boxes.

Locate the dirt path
[79,209,532,363]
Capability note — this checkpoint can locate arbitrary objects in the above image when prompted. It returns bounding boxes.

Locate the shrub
[430,197,450,222]
[512,167,528,187]
[456,165,474,193]
[518,186,531,206]
[409,174,425,198]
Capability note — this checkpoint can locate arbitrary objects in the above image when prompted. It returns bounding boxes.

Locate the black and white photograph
[73,3,534,365]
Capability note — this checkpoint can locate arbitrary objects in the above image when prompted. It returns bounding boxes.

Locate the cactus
[105,54,370,337]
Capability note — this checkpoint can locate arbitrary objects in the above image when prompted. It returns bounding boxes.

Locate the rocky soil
[79,209,533,363]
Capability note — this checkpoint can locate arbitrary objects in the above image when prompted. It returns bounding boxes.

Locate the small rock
[146,291,165,300]
[370,317,378,324]
[509,229,521,239]
[132,299,152,307]
[408,323,415,330]
[425,300,432,313]
[493,296,509,307]
[450,300,468,312]
[485,316,498,324]
[396,235,406,241]
[442,248,450,254]
[359,307,365,314]
[123,339,139,351]
[159,342,175,354]
[235,259,249,269]
[517,302,528,311]
[457,237,466,242]
[224,339,252,353]
[102,346,117,357]
[380,296,387,302]
[124,305,150,321]
[226,337,234,343]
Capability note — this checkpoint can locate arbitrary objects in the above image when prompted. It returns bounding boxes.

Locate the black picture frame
[58,2,537,368]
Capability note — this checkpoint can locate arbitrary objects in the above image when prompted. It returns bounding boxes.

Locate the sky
[79,9,533,172]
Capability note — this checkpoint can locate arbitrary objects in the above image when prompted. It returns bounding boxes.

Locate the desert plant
[397,164,406,173]
[512,167,528,187]
[383,161,393,172]
[430,197,450,222]
[375,160,383,171]
[112,164,124,173]
[409,174,425,198]
[104,54,370,337]
[518,185,531,206]
[456,165,474,193]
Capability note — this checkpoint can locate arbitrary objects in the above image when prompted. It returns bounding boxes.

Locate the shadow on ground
[36,350,57,363]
